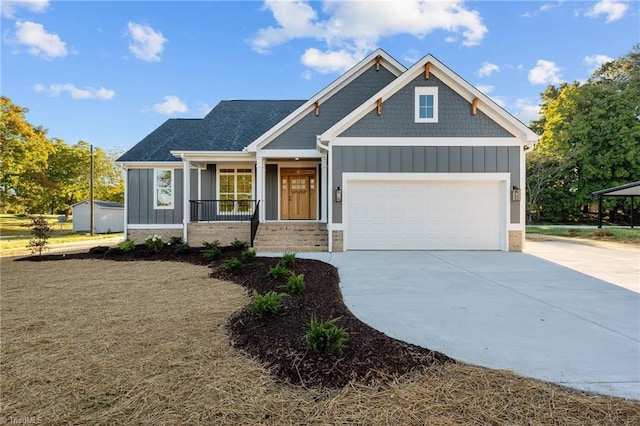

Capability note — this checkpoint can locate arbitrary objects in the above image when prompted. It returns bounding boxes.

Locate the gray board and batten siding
[127,168,199,225]
[331,145,522,224]
[340,73,515,138]
[263,65,397,150]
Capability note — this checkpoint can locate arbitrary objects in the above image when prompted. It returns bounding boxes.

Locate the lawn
[1,257,638,425]
[0,214,122,251]
[527,225,640,244]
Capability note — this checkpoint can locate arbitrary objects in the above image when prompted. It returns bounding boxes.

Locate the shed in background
[71,200,124,234]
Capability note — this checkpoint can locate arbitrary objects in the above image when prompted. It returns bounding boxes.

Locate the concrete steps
[253,222,328,252]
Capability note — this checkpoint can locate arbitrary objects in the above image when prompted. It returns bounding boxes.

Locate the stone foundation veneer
[508,230,523,252]
[332,230,344,252]
[127,228,183,244]
[187,223,251,247]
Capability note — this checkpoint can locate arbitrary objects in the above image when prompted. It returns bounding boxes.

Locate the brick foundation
[508,230,523,252]
[332,230,344,252]
[127,228,183,244]
[187,223,251,246]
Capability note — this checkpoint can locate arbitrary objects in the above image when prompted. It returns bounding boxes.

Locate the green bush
[281,252,296,267]
[222,257,242,271]
[202,240,221,250]
[267,263,290,280]
[306,316,348,356]
[285,273,305,294]
[117,239,136,252]
[593,229,614,237]
[144,234,164,252]
[203,247,221,261]
[168,236,183,246]
[249,291,287,319]
[241,249,256,263]
[231,239,249,250]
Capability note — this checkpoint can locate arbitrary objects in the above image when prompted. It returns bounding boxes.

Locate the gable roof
[245,48,406,152]
[321,53,539,144]
[72,200,123,208]
[117,100,304,163]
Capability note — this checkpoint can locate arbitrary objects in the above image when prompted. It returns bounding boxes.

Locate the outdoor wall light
[335,186,342,203]
[511,186,521,202]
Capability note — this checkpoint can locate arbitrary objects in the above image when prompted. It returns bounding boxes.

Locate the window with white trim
[415,86,438,123]
[154,169,174,209]
[219,167,254,213]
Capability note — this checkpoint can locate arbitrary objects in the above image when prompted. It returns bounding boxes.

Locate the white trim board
[332,137,525,147]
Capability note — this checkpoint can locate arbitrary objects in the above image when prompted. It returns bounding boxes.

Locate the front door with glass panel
[280,168,317,220]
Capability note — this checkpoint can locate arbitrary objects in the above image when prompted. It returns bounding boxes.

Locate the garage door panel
[346,180,503,250]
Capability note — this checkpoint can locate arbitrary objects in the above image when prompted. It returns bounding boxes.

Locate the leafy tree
[26,215,51,255]
[527,45,640,222]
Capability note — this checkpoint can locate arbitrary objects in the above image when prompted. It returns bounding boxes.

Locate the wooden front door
[281,168,317,220]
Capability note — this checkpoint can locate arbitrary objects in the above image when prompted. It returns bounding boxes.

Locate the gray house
[117,49,538,252]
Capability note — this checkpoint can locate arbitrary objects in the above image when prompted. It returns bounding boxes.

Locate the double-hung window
[219,167,253,213]
[415,87,438,123]
[154,169,174,209]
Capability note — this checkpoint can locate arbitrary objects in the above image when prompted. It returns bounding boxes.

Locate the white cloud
[1,0,49,18]
[127,22,167,62]
[197,102,213,116]
[585,0,628,23]
[584,54,614,72]
[13,20,67,59]
[515,98,541,124]
[252,0,488,73]
[34,83,115,100]
[475,84,494,94]
[153,96,188,115]
[528,59,563,85]
[477,62,499,77]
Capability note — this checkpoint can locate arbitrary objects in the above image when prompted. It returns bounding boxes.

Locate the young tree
[26,215,51,255]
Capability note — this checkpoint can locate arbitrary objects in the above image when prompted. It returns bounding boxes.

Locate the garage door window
[415,87,438,123]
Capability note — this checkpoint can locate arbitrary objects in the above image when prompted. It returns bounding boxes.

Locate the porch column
[256,155,265,222]
[321,155,328,222]
[183,159,190,242]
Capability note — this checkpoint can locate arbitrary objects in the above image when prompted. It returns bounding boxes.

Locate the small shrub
[173,242,191,254]
[593,229,614,237]
[26,215,51,256]
[281,252,296,267]
[267,263,290,280]
[222,257,242,271]
[567,228,580,237]
[203,247,221,261]
[285,273,305,294]
[306,316,348,356]
[117,239,136,252]
[250,290,287,319]
[144,234,164,252]
[241,249,256,263]
[203,240,221,250]
[231,239,249,250]
[168,236,183,246]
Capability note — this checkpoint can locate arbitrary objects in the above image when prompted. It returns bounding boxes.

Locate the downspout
[316,135,332,252]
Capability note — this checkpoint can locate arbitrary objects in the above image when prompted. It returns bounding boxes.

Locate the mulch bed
[18,245,453,389]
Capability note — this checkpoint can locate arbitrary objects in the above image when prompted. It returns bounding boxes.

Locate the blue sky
[1,0,637,153]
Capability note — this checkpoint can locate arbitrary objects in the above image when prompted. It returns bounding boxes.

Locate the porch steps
[253,223,328,253]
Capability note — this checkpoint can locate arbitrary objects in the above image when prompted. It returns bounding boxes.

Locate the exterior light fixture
[335,186,342,203]
[511,186,521,202]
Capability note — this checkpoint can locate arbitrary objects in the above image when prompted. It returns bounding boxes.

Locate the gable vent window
[154,169,174,209]
[415,87,438,123]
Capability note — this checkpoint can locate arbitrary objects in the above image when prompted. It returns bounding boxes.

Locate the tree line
[527,45,640,224]
[1,96,124,215]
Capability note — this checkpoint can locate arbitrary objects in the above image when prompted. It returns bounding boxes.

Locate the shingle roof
[117,100,305,162]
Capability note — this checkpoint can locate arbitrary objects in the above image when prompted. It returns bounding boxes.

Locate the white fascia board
[118,161,183,169]
[170,150,255,162]
[246,49,407,153]
[342,172,511,183]
[333,137,525,147]
[321,53,539,144]
[259,149,321,159]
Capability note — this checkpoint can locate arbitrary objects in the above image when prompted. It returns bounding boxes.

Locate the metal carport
[592,181,640,228]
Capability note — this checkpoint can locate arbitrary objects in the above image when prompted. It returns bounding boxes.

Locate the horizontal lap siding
[332,145,521,224]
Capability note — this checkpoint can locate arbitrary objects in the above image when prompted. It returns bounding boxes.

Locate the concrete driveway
[298,242,640,400]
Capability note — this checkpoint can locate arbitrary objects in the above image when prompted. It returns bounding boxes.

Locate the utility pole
[90,144,94,236]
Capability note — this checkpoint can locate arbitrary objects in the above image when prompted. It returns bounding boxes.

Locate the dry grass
[1,259,639,425]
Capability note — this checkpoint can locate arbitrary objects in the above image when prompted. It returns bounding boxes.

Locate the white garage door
[346,180,504,250]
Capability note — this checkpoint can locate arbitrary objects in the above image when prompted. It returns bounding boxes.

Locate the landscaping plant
[249,290,287,319]
[144,235,164,252]
[285,273,305,294]
[241,249,256,263]
[231,239,249,250]
[222,257,243,272]
[26,215,51,255]
[306,316,348,356]
[267,263,290,280]
[281,252,296,267]
[117,239,136,252]
[203,247,221,261]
